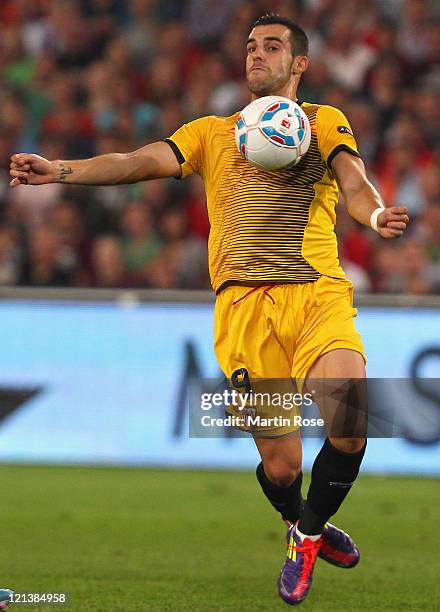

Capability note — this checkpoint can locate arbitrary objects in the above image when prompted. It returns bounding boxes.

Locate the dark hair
[252,13,309,57]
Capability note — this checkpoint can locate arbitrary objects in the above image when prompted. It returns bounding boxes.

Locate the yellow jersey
[167,102,360,293]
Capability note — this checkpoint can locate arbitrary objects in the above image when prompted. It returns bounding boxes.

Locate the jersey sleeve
[165,116,211,178]
[316,105,361,169]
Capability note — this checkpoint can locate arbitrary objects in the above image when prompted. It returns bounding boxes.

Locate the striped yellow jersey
[166,103,360,293]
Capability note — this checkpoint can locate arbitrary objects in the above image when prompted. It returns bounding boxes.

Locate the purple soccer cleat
[319,522,360,568]
[278,524,322,605]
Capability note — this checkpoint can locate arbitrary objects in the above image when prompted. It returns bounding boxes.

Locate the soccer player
[9,14,409,606]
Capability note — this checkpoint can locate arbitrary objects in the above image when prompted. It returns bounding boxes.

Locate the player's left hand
[377,206,409,238]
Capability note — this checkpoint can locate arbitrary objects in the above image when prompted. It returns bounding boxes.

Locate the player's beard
[247,64,293,97]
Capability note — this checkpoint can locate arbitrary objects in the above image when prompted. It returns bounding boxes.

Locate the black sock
[298,438,367,535]
[256,462,303,523]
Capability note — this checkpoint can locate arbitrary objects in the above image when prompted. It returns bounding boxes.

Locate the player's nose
[251,45,265,61]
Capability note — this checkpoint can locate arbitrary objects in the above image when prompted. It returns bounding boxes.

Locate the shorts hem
[293,342,366,380]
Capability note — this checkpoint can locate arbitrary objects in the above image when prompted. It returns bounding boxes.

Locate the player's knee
[264,459,301,487]
[329,437,366,454]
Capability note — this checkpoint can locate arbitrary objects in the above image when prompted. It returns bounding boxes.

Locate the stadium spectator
[91,234,128,288]
[0,225,21,285]
[399,237,434,294]
[20,226,74,286]
[376,137,427,217]
[119,201,162,286]
[142,205,209,289]
[48,198,92,285]
[322,13,377,91]
[184,175,210,241]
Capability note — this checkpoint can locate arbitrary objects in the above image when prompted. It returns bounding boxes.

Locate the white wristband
[370,207,384,232]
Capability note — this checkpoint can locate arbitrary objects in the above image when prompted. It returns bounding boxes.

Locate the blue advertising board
[0,300,438,474]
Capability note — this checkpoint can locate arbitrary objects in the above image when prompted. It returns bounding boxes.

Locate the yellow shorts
[214,276,366,437]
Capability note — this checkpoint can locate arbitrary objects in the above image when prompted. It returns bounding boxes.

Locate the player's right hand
[9,153,56,187]
[377,206,409,238]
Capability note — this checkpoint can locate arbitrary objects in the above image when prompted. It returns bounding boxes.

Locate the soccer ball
[0,589,13,610]
[235,96,311,171]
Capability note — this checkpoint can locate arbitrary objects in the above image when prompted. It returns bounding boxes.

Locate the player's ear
[292,55,309,75]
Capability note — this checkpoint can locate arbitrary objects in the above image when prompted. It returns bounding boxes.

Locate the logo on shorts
[337,126,353,135]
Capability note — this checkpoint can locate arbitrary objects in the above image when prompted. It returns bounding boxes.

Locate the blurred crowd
[0,0,439,293]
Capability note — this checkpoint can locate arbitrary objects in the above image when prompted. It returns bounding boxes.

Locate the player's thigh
[307,348,366,379]
[293,276,367,445]
[292,276,366,381]
[306,349,367,448]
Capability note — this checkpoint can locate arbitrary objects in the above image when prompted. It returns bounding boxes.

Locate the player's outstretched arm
[332,151,409,239]
[9,141,182,188]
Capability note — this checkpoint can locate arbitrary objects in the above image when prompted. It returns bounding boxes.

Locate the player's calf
[298,437,366,536]
[256,462,303,524]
